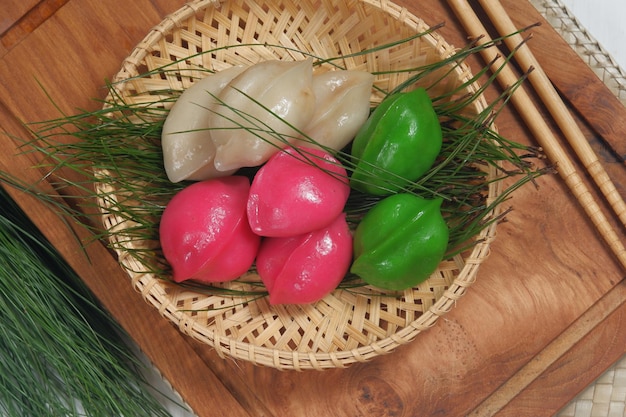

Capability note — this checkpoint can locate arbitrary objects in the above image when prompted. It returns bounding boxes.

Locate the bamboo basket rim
[97,0,502,370]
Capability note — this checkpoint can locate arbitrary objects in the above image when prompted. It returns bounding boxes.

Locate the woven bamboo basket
[98,0,501,370]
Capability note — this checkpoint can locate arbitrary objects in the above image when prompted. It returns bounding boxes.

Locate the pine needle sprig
[0,26,551,298]
[0,187,178,416]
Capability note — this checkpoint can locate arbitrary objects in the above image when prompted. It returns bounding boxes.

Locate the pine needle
[0,27,552,300]
[0,187,177,417]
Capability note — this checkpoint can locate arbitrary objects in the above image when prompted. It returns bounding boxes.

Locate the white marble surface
[560,0,626,70]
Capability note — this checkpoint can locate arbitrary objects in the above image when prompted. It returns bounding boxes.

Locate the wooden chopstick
[446,0,626,270]
[478,0,626,229]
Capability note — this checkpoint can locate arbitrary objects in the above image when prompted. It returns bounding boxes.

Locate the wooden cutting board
[0,1,624,416]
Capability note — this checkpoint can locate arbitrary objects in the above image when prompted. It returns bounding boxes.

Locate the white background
[560,0,626,70]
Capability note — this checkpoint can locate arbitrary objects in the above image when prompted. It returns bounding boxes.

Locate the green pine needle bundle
[0,187,177,417]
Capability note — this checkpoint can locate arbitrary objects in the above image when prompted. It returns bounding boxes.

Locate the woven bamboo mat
[529,2,626,416]
[531,0,626,107]
[556,356,626,417]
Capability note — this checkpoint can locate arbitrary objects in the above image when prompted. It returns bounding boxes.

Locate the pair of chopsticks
[447,0,626,270]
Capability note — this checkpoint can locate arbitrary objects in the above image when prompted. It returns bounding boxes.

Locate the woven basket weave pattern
[99,0,500,370]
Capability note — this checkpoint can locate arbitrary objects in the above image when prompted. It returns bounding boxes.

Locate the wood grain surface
[0,1,624,416]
